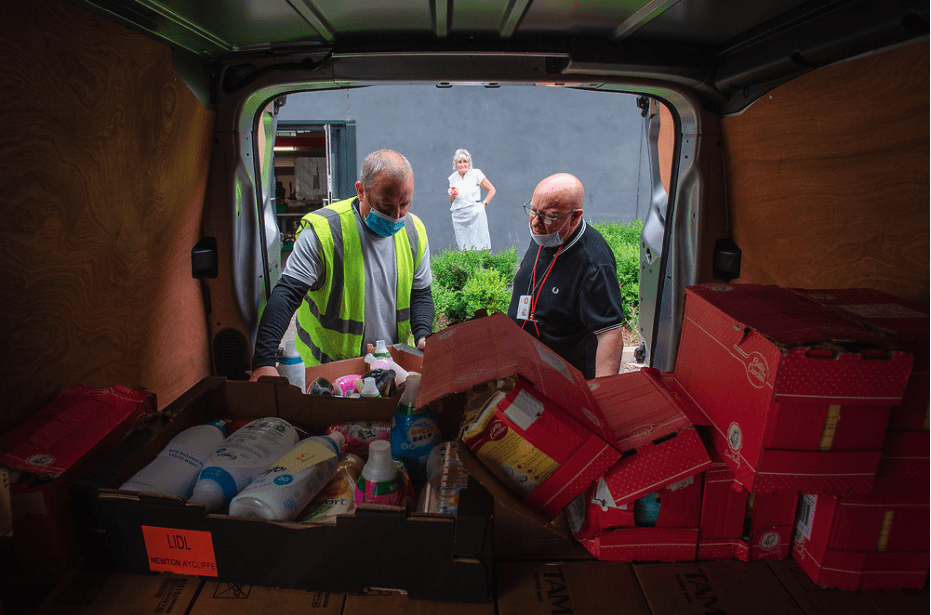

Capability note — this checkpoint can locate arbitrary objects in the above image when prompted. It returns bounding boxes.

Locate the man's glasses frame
[523,200,578,226]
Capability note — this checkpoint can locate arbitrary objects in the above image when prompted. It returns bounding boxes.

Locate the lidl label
[142,526,218,577]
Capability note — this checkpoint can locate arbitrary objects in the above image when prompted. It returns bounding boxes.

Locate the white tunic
[448,168,491,250]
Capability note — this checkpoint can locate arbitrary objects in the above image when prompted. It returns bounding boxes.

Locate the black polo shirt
[506,220,625,379]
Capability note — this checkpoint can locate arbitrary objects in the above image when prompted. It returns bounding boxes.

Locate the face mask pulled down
[529,216,570,247]
[365,206,406,237]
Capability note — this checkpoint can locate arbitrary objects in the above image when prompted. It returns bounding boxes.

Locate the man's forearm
[594,326,625,377]
[410,285,435,343]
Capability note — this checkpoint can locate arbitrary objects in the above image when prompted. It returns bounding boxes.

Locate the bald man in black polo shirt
[507,173,625,379]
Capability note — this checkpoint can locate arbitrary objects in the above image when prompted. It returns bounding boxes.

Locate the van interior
[1,0,928,612]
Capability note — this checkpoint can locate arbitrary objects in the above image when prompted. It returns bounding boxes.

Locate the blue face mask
[365,206,406,237]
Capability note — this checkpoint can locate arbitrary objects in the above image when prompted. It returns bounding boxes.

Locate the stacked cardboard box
[667,283,926,589]
[786,288,929,590]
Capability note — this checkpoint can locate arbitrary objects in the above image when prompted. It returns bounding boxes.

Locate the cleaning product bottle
[373,339,390,358]
[228,431,345,521]
[390,373,440,487]
[360,376,380,398]
[355,440,404,506]
[277,340,305,392]
[120,419,229,499]
[189,417,299,512]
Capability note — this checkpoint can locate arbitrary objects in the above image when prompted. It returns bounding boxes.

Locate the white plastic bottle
[189,417,299,512]
[228,431,345,521]
[277,340,305,392]
[120,419,229,499]
[354,440,403,506]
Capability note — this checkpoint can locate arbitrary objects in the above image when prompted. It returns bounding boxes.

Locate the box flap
[687,284,908,351]
[419,314,615,444]
[600,428,712,507]
[589,369,693,451]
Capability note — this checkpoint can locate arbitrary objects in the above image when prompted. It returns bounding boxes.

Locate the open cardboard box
[416,313,621,529]
[563,369,712,562]
[70,376,494,603]
[302,343,423,402]
[673,283,913,495]
[0,385,155,576]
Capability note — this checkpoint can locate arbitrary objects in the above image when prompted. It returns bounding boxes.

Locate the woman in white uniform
[447,149,496,250]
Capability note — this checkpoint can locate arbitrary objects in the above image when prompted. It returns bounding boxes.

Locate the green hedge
[430,248,519,329]
[429,219,642,332]
[592,218,642,332]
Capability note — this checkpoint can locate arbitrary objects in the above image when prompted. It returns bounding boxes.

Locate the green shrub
[430,248,519,329]
[592,218,643,331]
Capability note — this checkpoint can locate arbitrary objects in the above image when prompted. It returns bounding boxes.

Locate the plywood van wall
[0,0,215,433]
[721,43,929,304]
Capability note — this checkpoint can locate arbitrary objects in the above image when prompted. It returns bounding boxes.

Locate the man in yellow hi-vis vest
[250,149,433,379]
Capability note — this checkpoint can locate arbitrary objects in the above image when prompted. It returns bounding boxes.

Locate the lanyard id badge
[516,294,532,320]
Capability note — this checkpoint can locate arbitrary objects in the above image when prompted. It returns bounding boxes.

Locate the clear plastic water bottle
[277,340,305,392]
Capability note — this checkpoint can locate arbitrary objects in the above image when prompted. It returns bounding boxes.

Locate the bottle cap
[326,431,345,454]
[283,340,299,358]
[363,440,399,482]
[360,377,380,397]
[188,480,227,512]
[228,496,278,520]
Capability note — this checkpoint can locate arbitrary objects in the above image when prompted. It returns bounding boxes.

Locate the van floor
[25,501,927,615]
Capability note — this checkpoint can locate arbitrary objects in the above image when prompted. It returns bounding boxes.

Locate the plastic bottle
[355,440,404,506]
[277,340,305,392]
[390,373,440,487]
[228,431,345,521]
[416,441,469,515]
[373,339,390,358]
[189,417,299,512]
[360,376,380,398]
[120,419,229,499]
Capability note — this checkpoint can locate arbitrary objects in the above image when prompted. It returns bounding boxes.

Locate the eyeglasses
[523,200,578,226]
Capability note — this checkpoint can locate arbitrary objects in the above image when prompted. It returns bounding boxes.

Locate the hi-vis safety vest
[293,197,427,366]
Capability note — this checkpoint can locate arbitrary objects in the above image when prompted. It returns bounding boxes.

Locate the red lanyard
[521,244,563,336]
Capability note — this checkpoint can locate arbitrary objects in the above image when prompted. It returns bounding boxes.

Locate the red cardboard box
[674,283,913,495]
[697,453,797,562]
[875,430,929,491]
[419,313,621,523]
[792,486,930,590]
[564,369,712,562]
[0,385,154,573]
[790,288,929,432]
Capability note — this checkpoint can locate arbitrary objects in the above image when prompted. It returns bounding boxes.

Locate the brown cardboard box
[188,580,343,614]
[496,561,651,615]
[634,560,805,614]
[71,377,494,603]
[34,570,199,615]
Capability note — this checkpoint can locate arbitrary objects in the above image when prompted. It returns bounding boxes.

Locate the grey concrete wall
[279,85,643,258]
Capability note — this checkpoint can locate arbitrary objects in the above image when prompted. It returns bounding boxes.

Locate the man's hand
[249,365,280,382]
[417,337,426,351]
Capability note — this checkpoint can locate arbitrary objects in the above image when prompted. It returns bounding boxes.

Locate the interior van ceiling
[76,0,927,113]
